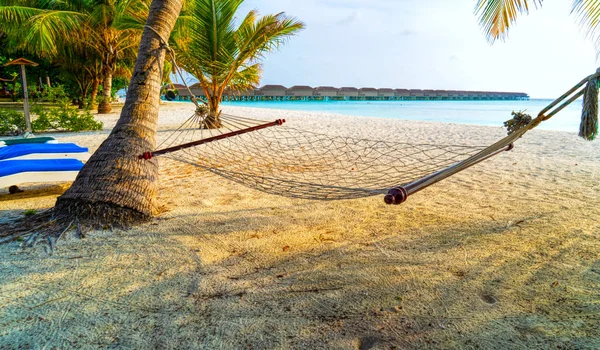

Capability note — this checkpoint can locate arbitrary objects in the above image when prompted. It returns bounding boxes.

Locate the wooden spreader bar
[384,143,514,205]
[139,119,286,160]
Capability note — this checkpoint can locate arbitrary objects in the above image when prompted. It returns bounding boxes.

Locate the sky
[177,0,600,99]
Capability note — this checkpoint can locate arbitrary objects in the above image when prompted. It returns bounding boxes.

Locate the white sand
[0,102,599,349]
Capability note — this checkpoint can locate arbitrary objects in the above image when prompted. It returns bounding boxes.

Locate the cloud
[398,29,415,36]
[337,11,362,25]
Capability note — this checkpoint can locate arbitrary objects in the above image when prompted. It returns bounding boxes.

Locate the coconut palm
[0,0,150,113]
[171,0,304,128]
[475,0,600,52]
[54,0,183,225]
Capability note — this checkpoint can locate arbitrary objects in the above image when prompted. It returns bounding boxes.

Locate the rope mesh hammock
[139,68,600,204]
[142,31,600,204]
[151,113,488,200]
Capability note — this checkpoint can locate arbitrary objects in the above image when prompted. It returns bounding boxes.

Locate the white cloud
[226,0,599,98]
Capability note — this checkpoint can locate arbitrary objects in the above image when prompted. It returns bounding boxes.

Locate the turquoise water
[220,99,583,133]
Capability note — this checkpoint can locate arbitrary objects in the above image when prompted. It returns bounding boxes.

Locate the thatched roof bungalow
[359,88,378,97]
[189,83,206,97]
[287,85,314,97]
[223,88,255,97]
[315,86,339,97]
[338,87,359,97]
[378,88,395,97]
[422,89,437,98]
[394,89,410,97]
[258,85,287,97]
[410,89,424,97]
[173,84,191,98]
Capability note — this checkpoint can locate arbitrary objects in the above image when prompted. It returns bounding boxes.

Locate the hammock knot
[580,69,600,141]
[504,111,532,135]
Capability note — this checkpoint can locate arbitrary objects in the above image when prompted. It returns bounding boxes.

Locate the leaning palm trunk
[97,65,113,114]
[55,0,183,226]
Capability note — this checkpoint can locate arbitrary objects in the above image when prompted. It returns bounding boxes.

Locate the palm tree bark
[206,95,222,128]
[97,65,113,114]
[89,78,100,109]
[55,0,183,227]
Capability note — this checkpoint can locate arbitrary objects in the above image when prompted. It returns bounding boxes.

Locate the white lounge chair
[0,159,84,189]
[0,143,91,162]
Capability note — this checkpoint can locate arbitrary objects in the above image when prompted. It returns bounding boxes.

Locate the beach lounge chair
[0,143,90,162]
[0,159,84,189]
[0,137,55,146]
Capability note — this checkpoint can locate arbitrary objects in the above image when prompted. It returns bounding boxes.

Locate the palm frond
[475,0,542,43]
[571,0,600,55]
[0,6,44,27]
[14,8,85,57]
[227,63,261,92]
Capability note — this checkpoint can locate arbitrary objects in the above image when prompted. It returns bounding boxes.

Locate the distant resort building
[169,84,530,102]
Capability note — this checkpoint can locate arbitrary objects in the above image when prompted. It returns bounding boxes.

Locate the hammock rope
[142,27,599,204]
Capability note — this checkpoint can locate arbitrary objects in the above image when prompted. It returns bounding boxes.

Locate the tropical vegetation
[475,0,600,53]
[171,0,304,128]
[0,0,305,226]
[0,0,150,113]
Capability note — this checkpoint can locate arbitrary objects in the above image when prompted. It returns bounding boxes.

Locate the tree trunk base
[201,115,222,129]
[97,100,112,114]
[54,198,152,229]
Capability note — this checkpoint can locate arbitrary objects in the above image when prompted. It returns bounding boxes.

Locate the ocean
[220,99,583,133]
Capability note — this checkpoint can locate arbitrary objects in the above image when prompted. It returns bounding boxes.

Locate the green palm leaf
[572,0,600,53]
[475,0,542,42]
[172,0,304,120]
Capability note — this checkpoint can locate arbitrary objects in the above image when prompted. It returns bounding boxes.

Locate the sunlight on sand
[0,103,599,348]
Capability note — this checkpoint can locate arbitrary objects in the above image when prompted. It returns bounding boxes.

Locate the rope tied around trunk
[580,68,600,140]
[145,25,207,111]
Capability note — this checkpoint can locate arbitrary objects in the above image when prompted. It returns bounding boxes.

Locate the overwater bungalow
[189,83,206,98]
[222,87,255,101]
[338,87,359,98]
[436,90,449,99]
[287,85,314,98]
[466,91,478,99]
[410,89,425,98]
[378,88,395,99]
[171,83,191,100]
[359,88,378,99]
[257,85,287,99]
[422,89,437,100]
[314,86,339,100]
[394,89,411,99]
[447,90,461,100]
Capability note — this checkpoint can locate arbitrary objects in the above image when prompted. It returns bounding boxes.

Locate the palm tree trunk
[205,95,222,129]
[97,66,113,114]
[89,78,100,110]
[54,0,184,227]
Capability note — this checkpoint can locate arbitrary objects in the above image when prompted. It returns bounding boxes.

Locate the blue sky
[176,0,599,98]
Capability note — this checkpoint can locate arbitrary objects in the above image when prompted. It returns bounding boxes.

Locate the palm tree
[475,0,600,52]
[171,0,304,128]
[54,0,183,225]
[0,0,149,113]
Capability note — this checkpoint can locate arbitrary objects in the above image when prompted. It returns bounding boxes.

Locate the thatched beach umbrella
[5,58,38,134]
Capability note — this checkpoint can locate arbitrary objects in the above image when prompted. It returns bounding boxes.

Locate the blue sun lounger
[0,159,85,188]
[0,143,90,162]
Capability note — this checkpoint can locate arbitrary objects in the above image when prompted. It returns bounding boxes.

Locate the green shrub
[1,99,103,135]
[0,108,25,135]
[30,99,103,132]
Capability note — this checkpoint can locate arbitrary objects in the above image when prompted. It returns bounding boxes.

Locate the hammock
[141,67,600,205]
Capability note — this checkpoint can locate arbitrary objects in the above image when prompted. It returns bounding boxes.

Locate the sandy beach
[1,101,599,348]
